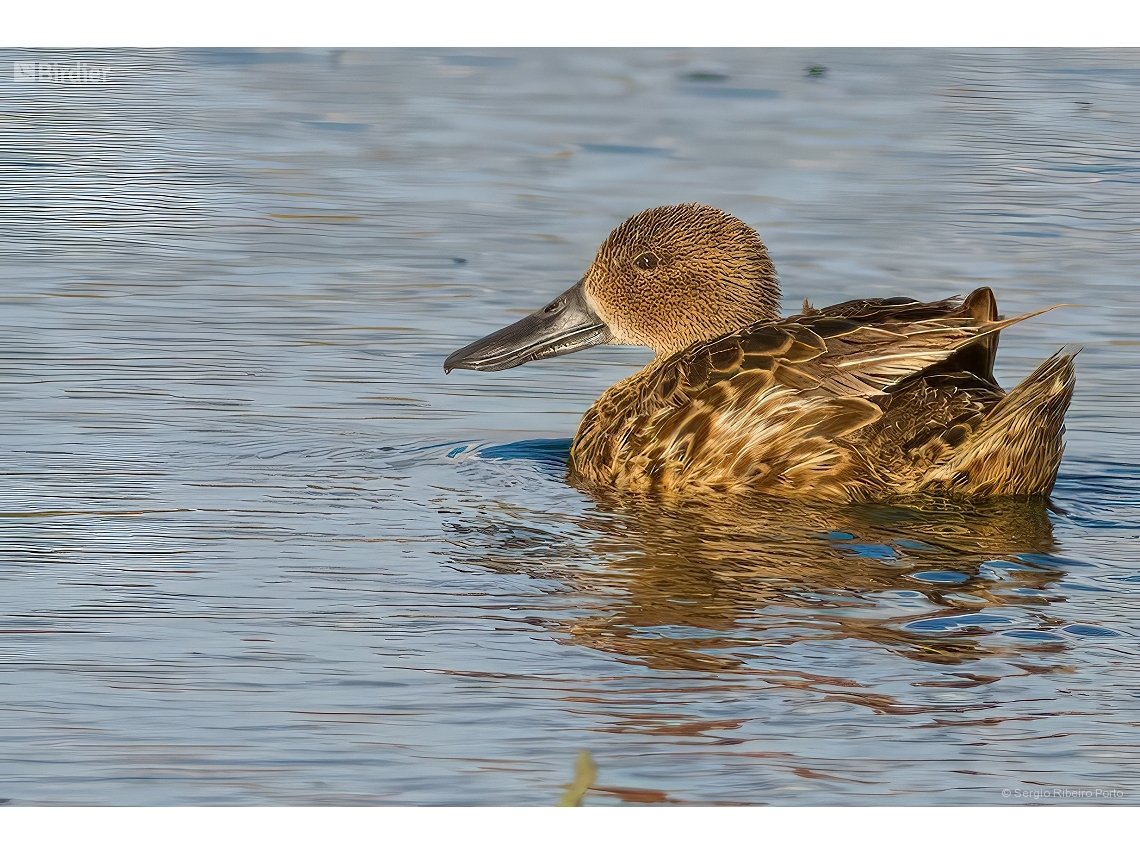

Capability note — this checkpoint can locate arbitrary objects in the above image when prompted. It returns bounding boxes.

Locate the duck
[444,204,1076,502]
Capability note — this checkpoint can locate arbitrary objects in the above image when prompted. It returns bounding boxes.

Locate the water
[1,48,1139,805]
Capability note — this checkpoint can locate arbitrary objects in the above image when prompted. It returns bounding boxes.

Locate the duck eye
[633,252,658,271]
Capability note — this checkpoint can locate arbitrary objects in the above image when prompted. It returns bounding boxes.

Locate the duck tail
[921,349,1078,497]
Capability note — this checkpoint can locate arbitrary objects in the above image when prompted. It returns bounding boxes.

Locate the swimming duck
[444,204,1075,501]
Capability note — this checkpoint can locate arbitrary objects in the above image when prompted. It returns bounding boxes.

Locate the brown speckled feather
[569,293,1069,501]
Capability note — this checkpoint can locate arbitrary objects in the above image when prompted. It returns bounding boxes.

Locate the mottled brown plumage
[446,204,1076,502]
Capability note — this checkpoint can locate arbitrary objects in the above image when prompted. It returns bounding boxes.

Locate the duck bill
[444,279,611,373]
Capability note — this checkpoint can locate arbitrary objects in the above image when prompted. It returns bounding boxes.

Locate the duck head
[444,203,780,372]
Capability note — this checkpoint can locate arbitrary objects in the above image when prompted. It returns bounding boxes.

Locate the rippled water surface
[2,48,1140,805]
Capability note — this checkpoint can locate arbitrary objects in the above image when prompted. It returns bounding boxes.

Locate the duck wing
[793,288,1003,385]
[670,289,1031,404]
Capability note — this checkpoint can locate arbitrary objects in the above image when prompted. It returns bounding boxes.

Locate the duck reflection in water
[449,484,1064,678]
